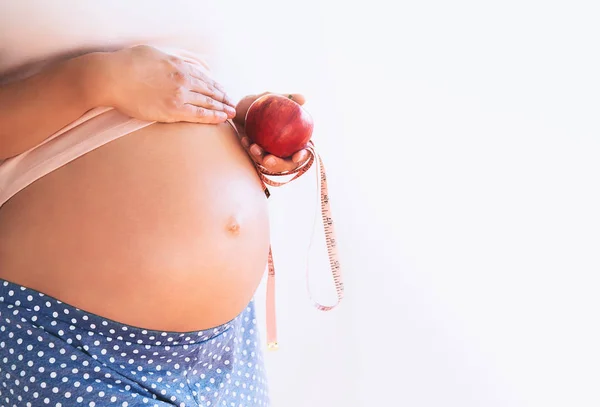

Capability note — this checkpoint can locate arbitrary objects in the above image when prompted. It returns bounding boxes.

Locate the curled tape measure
[254,140,344,350]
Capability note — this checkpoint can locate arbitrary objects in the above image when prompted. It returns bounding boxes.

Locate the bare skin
[0,46,236,159]
[0,46,310,332]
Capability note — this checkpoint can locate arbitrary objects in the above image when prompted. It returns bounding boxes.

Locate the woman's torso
[0,1,271,332]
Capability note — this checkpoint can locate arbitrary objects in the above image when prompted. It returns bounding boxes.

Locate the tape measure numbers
[255,141,344,349]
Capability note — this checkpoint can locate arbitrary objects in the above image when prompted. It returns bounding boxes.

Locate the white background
[219,1,600,406]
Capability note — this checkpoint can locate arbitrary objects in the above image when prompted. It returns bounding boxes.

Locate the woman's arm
[0,45,236,160]
[0,54,101,159]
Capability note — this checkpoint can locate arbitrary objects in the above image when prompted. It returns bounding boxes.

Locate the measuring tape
[253,140,344,350]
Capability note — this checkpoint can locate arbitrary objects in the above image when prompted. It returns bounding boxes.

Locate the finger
[185,91,236,118]
[245,143,307,173]
[241,136,251,148]
[286,93,305,105]
[187,75,236,108]
[292,149,309,164]
[186,64,236,107]
[177,104,228,124]
[263,155,278,168]
[250,144,264,158]
[262,154,297,173]
[171,49,212,71]
[185,63,223,92]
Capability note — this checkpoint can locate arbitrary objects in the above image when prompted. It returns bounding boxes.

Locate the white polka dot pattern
[0,279,270,406]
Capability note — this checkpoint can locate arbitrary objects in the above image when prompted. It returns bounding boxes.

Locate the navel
[226,216,241,236]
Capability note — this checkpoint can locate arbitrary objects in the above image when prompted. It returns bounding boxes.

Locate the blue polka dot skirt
[0,279,270,406]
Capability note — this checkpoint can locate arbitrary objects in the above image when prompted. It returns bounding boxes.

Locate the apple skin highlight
[245,94,314,158]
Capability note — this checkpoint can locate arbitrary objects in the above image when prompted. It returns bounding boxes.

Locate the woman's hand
[96,45,236,123]
[233,92,311,174]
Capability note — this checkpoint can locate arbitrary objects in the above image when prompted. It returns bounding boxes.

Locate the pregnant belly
[0,121,270,331]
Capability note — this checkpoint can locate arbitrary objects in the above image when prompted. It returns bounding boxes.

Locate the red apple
[244,94,314,158]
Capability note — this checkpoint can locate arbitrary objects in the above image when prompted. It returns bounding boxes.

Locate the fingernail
[241,137,250,147]
[224,94,237,107]
[225,105,236,117]
[265,157,276,167]
[250,145,262,156]
[294,151,308,163]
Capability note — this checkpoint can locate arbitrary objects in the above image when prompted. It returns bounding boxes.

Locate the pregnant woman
[0,2,310,406]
